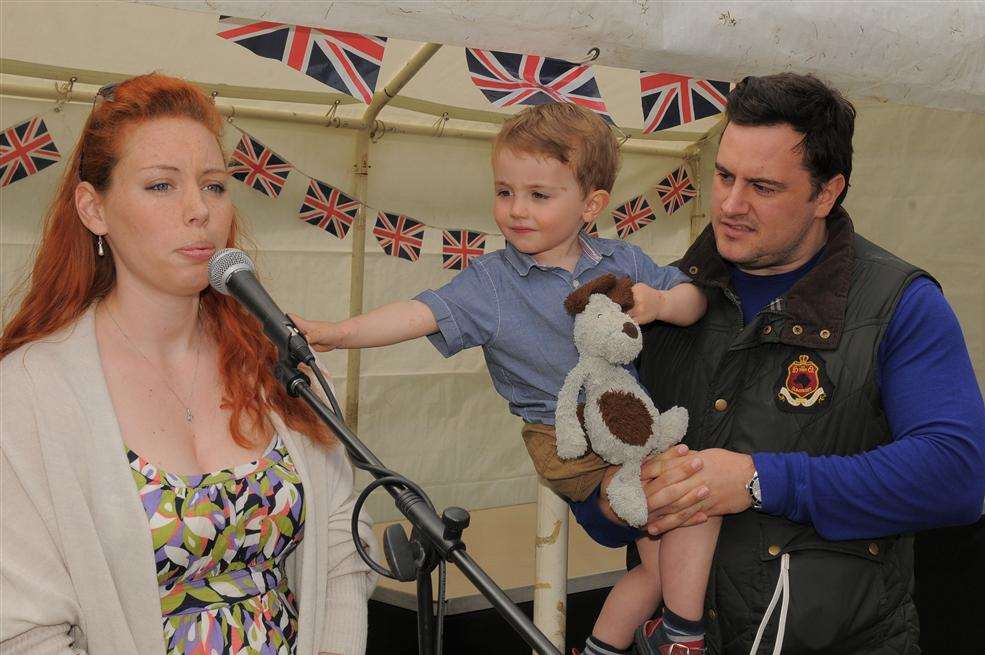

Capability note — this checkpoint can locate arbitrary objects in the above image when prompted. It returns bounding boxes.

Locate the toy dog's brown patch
[564,273,635,316]
[597,391,653,446]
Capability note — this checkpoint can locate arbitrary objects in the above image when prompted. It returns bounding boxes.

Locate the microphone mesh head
[208,248,255,295]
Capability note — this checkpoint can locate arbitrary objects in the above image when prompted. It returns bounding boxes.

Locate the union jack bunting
[228,133,292,198]
[1,116,61,188]
[655,166,698,215]
[640,73,730,133]
[441,230,486,270]
[373,212,426,261]
[466,49,612,122]
[583,220,600,238]
[299,180,360,239]
[612,195,655,239]
[218,16,386,104]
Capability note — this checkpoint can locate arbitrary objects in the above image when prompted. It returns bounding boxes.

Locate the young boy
[293,103,720,655]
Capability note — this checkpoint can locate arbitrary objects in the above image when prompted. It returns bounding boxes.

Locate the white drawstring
[749,552,790,654]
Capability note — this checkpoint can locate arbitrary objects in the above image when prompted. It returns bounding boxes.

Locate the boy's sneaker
[634,618,706,655]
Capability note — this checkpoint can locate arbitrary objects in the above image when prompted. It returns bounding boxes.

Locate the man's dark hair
[726,73,856,208]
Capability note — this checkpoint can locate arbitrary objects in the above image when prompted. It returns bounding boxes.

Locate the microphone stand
[273,358,562,655]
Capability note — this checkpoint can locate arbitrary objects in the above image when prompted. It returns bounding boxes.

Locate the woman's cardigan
[1,307,379,654]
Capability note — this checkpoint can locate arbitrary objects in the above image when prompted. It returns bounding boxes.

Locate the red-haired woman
[1,74,377,655]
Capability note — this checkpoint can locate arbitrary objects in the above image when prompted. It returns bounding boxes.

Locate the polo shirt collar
[580,232,615,259]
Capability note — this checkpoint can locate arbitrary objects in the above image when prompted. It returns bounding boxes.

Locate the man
[570,73,985,654]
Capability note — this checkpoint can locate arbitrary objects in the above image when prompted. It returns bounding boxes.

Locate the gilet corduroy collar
[677,207,856,350]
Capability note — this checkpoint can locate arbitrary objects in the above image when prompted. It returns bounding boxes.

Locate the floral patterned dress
[127,435,305,654]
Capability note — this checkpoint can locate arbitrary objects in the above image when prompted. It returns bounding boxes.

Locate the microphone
[208,248,315,365]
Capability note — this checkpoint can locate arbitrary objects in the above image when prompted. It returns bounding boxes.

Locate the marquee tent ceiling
[3,0,722,146]
[142,0,985,115]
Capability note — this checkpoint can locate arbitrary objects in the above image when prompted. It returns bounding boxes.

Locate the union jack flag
[466,49,612,122]
[583,220,600,238]
[228,133,292,198]
[640,73,730,133]
[218,16,386,104]
[441,230,486,270]
[299,180,360,239]
[374,212,426,262]
[1,116,61,188]
[612,195,655,239]
[655,166,698,215]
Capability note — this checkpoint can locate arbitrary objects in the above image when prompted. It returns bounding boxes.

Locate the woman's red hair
[1,73,333,447]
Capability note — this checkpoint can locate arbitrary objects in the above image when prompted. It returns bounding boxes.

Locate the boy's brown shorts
[521,422,609,502]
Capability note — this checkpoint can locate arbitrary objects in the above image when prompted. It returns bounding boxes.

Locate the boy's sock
[660,607,705,644]
[582,635,629,655]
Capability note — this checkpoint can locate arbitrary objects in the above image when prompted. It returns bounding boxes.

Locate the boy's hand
[289,314,347,352]
[627,283,666,325]
[629,282,706,327]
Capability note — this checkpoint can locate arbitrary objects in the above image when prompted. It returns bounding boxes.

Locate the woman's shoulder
[1,318,86,379]
[0,326,89,474]
[286,430,348,469]
[281,428,353,495]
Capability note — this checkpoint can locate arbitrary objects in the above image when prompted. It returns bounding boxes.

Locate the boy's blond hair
[493,103,620,196]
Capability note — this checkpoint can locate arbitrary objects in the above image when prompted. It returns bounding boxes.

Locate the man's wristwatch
[747,471,763,511]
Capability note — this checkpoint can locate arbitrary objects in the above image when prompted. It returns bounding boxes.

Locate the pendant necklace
[105,303,202,423]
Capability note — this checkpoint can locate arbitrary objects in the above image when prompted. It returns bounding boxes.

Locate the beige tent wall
[848,100,985,386]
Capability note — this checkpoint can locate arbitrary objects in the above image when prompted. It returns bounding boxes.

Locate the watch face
[749,473,762,509]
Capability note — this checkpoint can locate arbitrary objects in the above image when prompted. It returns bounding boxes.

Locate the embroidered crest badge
[776,354,830,411]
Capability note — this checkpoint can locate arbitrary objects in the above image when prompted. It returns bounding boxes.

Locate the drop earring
[97,234,105,257]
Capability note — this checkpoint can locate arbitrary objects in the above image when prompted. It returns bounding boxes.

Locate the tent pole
[343,42,442,432]
[0,80,690,157]
[686,115,726,243]
[344,132,371,429]
[534,482,570,653]
[365,43,443,125]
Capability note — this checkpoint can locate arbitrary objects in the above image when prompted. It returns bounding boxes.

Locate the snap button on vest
[762,325,773,335]
[820,328,831,339]
[707,609,717,621]
[791,324,804,335]
[868,543,880,556]
[768,545,781,557]
[714,398,728,411]
[688,265,699,275]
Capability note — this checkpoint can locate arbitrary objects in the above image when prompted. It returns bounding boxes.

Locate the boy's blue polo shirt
[414,233,690,425]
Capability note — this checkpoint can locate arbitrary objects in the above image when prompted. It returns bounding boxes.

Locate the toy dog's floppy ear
[608,276,635,312]
[564,273,635,315]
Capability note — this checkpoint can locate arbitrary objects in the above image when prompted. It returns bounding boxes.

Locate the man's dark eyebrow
[714,163,787,189]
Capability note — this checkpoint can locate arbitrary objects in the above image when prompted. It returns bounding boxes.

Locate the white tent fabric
[2,1,983,524]
[144,0,985,114]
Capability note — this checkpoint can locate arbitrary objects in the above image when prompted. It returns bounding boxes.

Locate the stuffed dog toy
[555,274,688,527]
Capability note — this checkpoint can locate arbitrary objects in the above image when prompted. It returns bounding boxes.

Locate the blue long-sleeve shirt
[570,266,985,545]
